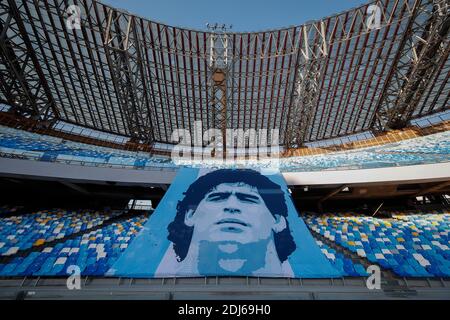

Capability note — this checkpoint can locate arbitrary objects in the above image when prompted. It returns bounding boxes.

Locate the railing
[0,151,178,172]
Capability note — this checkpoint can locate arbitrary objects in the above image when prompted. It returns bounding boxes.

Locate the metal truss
[373,0,450,131]
[205,28,234,155]
[0,0,448,149]
[0,0,58,123]
[102,9,154,143]
[284,22,328,148]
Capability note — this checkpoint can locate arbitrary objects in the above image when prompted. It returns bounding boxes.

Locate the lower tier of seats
[0,208,449,279]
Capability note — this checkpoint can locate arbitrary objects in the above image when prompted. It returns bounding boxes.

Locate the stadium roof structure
[0,0,449,148]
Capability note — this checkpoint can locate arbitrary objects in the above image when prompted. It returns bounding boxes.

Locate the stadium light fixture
[206,23,233,32]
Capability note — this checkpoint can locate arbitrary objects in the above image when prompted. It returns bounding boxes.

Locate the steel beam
[102,9,154,143]
[0,0,58,122]
[0,0,448,147]
[373,0,450,131]
[285,22,328,148]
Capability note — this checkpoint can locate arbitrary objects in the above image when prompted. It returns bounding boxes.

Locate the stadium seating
[305,211,450,277]
[314,239,368,277]
[0,125,172,168]
[1,125,449,171]
[0,209,115,256]
[281,131,450,172]
[0,213,148,277]
[0,208,449,278]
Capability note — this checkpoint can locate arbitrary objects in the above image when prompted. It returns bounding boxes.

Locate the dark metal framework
[0,0,448,147]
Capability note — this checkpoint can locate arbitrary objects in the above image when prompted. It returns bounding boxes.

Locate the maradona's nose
[223,207,241,214]
[223,194,242,214]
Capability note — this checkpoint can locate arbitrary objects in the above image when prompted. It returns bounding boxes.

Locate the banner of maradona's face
[107,168,342,278]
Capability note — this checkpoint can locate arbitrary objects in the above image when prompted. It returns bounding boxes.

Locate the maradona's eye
[206,192,231,202]
[236,193,260,204]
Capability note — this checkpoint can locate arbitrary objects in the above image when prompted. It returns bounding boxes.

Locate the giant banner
[108,168,342,278]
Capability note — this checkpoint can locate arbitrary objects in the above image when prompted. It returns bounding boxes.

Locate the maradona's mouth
[215,218,249,227]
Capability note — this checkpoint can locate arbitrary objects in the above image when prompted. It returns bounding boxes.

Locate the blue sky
[102,0,370,32]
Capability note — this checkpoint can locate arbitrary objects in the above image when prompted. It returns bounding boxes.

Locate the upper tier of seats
[0,125,172,168]
[0,209,117,256]
[279,131,449,171]
[304,211,450,277]
[0,125,449,172]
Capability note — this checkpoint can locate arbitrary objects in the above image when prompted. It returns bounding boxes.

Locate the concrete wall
[283,162,450,186]
[0,157,177,186]
[0,157,449,187]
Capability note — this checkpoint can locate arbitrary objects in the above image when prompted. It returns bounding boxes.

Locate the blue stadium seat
[305,211,450,278]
